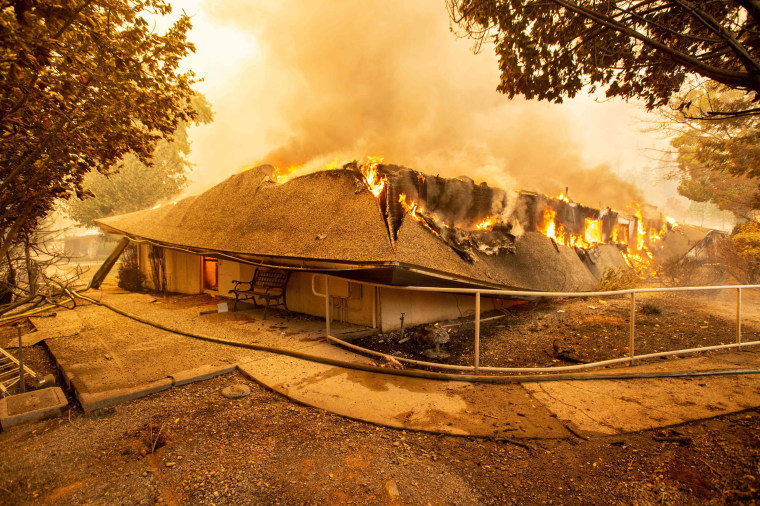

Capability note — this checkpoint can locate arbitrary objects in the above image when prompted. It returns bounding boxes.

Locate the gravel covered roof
[97,166,395,263]
[97,166,601,291]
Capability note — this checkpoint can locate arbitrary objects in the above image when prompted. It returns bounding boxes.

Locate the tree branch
[548,0,754,90]
[670,0,760,76]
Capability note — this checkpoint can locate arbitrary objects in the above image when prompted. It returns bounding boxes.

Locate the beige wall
[138,244,202,294]
[134,249,503,331]
[378,288,501,332]
[166,249,202,294]
[288,274,376,327]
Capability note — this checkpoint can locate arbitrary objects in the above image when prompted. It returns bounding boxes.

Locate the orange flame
[272,164,302,183]
[360,156,386,197]
[539,206,595,248]
[398,194,443,239]
[474,217,495,231]
[634,204,647,251]
[540,207,558,240]
[398,194,422,221]
[584,218,602,244]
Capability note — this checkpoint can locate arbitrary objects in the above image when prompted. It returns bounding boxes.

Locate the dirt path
[2,371,760,504]
[3,286,760,503]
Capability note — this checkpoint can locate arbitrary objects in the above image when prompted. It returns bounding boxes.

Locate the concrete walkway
[41,288,760,438]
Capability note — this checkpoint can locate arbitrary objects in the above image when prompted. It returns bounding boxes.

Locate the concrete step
[0,387,68,430]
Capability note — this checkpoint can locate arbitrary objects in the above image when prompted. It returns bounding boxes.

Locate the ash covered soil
[353,290,760,369]
[1,370,760,504]
[2,289,760,503]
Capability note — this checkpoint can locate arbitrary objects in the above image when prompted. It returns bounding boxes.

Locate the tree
[447,1,760,117]
[0,0,198,315]
[716,221,760,283]
[0,0,198,263]
[64,94,213,227]
[662,83,760,218]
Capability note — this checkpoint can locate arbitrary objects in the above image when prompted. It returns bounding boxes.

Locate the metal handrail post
[325,276,330,339]
[629,292,635,366]
[737,287,742,351]
[474,292,481,373]
[17,326,24,393]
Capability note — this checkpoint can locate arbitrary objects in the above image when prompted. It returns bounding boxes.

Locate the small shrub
[117,244,144,292]
[640,301,662,315]
[596,267,639,291]
[659,257,704,286]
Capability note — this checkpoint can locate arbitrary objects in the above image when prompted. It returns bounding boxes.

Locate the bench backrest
[253,268,289,289]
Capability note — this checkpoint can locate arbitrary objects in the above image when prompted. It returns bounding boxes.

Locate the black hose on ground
[71,289,760,384]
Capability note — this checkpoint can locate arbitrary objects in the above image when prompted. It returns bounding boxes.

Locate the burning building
[95,161,674,331]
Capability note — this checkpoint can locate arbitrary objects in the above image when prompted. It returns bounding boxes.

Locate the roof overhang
[99,226,527,293]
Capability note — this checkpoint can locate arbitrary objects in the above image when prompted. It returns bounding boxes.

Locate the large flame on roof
[272,164,302,183]
[540,207,558,241]
[540,205,598,249]
[584,219,602,244]
[360,156,386,197]
[398,193,422,221]
[354,162,677,275]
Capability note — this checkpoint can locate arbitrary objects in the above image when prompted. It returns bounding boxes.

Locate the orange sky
[163,0,686,216]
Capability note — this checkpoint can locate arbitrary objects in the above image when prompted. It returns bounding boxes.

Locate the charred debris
[345,161,671,267]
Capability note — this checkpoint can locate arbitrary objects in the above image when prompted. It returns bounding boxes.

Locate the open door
[202,256,218,291]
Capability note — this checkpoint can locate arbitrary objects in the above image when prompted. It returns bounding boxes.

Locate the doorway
[202,257,218,291]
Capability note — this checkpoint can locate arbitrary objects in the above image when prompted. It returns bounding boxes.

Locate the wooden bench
[228,268,290,319]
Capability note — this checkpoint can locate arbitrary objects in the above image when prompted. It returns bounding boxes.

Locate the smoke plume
[202,0,646,212]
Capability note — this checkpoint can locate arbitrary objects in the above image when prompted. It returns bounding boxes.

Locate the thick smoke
[203,0,646,212]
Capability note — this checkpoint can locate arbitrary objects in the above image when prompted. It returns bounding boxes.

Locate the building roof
[97,165,621,292]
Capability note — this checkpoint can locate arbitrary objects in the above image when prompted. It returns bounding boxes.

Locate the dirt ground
[1,369,760,505]
[3,288,760,503]
[353,290,760,369]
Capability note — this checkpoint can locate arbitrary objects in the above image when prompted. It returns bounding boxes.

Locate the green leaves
[0,0,201,256]
[448,0,760,115]
[664,83,760,217]
[64,93,213,227]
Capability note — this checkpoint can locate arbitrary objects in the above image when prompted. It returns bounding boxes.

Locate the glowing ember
[360,156,386,197]
[474,217,495,231]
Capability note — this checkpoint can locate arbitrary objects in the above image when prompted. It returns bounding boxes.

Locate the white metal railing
[320,276,760,374]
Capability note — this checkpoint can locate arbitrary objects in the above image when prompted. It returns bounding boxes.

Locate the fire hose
[66,289,760,384]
